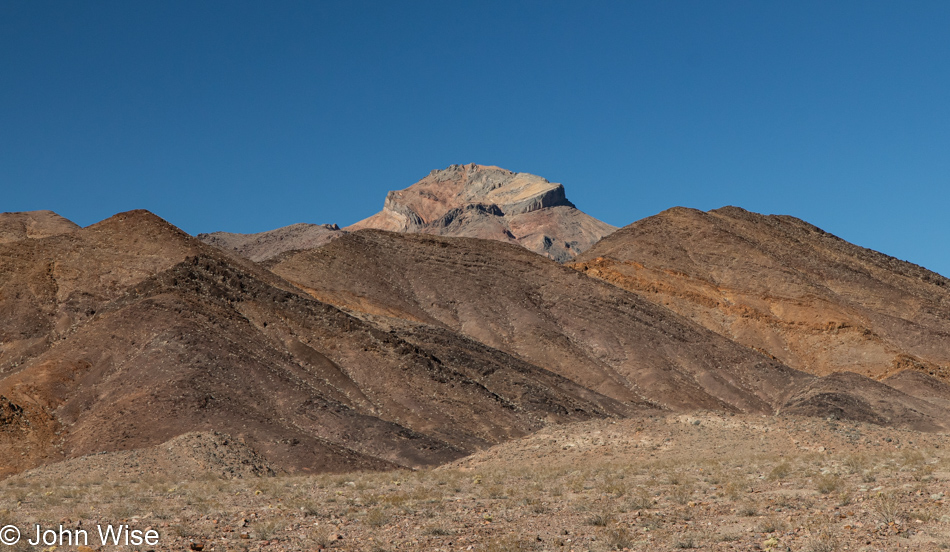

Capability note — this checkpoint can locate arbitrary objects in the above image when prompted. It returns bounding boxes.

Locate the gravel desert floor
[3,412,950,552]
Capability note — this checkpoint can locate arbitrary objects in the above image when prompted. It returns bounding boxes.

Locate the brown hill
[268,230,950,432]
[0,210,79,243]
[0,211,627,478]
[0,210,209,373]
[346,164,616,262]
[780,371,950,432]
[884,369,950,410]
[573,206,950,382]
[267,230,815,414]
[198,223,346,262]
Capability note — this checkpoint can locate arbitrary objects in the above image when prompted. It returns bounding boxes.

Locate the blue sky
[3,1,949,275]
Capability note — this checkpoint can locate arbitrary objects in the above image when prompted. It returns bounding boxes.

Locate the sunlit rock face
[347,163,616,262]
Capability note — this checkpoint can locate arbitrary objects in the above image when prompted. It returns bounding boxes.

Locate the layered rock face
[573,206,950,382]
[346,164,616,262]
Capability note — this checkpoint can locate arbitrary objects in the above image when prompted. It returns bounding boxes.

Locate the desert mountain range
[2,164,950,479]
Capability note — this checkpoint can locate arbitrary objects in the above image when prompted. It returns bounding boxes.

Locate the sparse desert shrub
[603,526,633,550]
[486,485,506,499]
[913,463,936,481]
[805,528,839,552]
[670,482,694,505]
[870,492,904,525]
[815,475,842,495]
[844,454,867,474]
[423,524,454,536]
[738,503,758,517]
[364,507,390,528]
[253,519,284,540]
[673,533,700,549]
[723,480,743,500]
[901,449,925,468]
[757,516,786,534]
[587,511,612,526]
[626,486,653,510]
[602,479,627,497]
[310,528,334,548]
[768,462,792,480]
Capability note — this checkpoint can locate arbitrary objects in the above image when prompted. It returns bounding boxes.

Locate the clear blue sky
[3,1,949,275]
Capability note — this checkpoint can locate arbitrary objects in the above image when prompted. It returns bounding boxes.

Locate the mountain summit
[346,164,616,261]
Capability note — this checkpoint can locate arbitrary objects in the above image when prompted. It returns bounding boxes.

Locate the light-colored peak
[354,164,574,229]
[346,164,613,262]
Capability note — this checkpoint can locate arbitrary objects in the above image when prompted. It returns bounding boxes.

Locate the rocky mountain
[0,210,627,478]
[266,229,950,433]
[346,164,616,262]
[572,206,950,382]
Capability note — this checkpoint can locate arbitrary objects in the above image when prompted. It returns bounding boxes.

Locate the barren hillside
[573,206,950,382]
[0,211,628,478]
[265,229,950,433]
[0,210,79,243]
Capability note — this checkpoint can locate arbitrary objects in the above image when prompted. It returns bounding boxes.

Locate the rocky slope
[266,229,950,432]
[0,210,79,243]
[0,211,629,478]
[573,206,950,382]
[346,164,616,262]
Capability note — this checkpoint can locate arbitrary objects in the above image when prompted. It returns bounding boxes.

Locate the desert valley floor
[4,413,950,551]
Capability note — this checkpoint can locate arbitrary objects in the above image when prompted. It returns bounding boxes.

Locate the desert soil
[3,412,949,551]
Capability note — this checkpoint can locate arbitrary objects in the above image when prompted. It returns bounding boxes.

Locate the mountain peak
[347,164,611,262]
[382,164,575,223]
